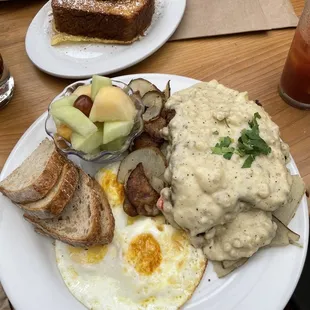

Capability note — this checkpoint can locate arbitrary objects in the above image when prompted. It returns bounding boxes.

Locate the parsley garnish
[211,113,271,168]
[211,136,235,160]
[236,112,271,168]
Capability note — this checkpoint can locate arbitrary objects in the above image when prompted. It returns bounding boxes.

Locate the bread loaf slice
[92,180,115,245]
[20,163,79,219]
[0,139,65,203]
[24,169,114,247]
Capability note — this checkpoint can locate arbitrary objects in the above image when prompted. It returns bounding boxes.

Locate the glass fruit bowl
[45,78,144,163]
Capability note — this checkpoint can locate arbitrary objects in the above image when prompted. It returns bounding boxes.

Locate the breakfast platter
[25,0,186,78]
[0,73,308,310]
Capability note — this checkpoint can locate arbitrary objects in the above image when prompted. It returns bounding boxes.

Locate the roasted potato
[125,163,160,217]
[132,132,160,151]
[144,117,167,143]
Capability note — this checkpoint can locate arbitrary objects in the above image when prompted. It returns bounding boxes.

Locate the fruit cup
[45,78,144,163]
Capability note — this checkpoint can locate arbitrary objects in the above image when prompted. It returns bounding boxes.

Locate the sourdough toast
[0,139,65,203]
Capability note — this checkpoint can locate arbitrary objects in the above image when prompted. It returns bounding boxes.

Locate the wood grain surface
[0,0,308,190]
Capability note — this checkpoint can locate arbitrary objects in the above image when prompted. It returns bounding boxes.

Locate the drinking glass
[0,53,14,109]
[279,0,310,109]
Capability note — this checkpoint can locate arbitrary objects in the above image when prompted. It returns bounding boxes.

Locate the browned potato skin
[123,196,138,217]
[144,117,167,143]
[161,108,176,123]
[132,132,160,151]
[126,163,160,217]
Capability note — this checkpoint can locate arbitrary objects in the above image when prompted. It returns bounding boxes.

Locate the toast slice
[24,169,114,247]
[92,179,115,244]
[0,139,65,203]
[20,163,79,219]
[51,0,155,44]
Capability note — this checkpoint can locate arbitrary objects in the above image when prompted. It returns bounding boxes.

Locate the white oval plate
[25,1,186,79]
[0,74,308,310]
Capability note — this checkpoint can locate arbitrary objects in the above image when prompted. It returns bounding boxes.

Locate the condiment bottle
[279,1,310,109]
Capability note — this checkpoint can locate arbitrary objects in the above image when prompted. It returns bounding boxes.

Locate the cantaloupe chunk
[73,85,92,97]
[56,124,73,141]
[89,86,136,122]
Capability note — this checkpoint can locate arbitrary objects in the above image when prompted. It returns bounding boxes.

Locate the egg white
[55,162,207,310]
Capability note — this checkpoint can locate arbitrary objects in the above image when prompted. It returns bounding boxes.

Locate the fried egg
[55,162,207,310]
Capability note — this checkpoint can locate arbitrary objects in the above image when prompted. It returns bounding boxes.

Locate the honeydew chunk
[89,86,136,122]
[103,121,134,144]
[50,95,78,114]
[53,117,62,127]
[73,85,92,97]
[101,137,127,151]
[91,75,112,101]
[51,106,97,137]
[71,124,103,154]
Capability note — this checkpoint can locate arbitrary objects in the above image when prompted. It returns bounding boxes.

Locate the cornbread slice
[0,139,65,203]
[51,0,155,44]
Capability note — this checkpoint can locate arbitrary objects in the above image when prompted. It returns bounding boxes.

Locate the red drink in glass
[279,1,310,109]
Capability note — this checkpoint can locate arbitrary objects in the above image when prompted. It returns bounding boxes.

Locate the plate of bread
[0,73,308,310]
[25,0,186,78]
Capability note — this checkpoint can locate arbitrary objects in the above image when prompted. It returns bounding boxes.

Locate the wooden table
[0,1,309,309]
[0,0,308,188]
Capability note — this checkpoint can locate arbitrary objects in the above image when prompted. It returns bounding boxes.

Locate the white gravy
[161,81,292,261]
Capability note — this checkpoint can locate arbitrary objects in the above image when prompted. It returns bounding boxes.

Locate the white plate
[0,74,308,310]
[25,1,186,79]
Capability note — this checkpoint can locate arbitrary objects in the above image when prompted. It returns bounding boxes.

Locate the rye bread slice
[0,139,65,203]
[20,162,79,219]
[24,169,111,247]
[34,179,115,246]
[92,180,115,244]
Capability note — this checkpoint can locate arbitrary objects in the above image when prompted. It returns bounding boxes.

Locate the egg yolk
[68,245,109,264]
[100,170,124,207]
[126,233,162,275]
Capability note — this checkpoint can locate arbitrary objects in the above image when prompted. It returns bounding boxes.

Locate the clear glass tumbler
[0,53,14,109]
[279,1,310,109]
